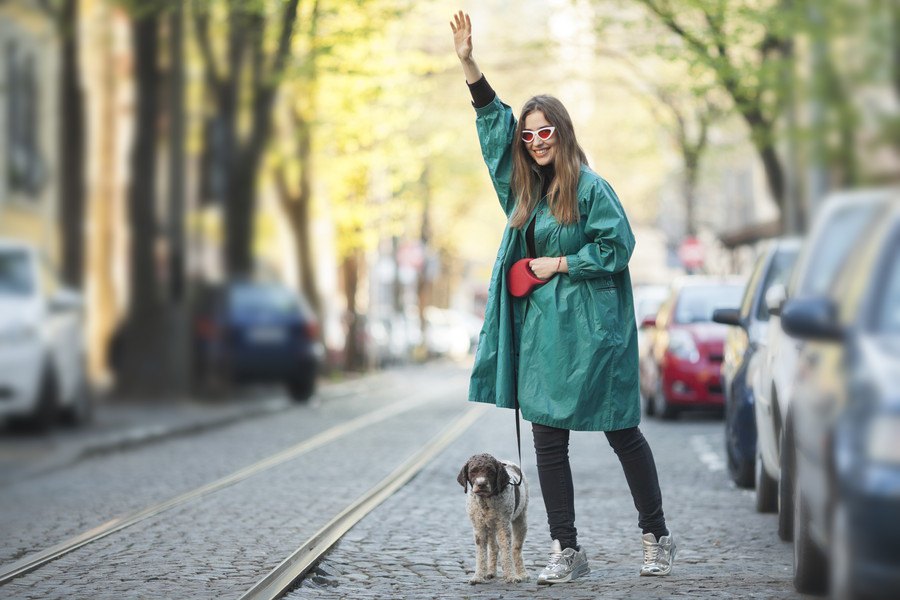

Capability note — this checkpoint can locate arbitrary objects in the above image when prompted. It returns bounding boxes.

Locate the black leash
[508,291,523,486]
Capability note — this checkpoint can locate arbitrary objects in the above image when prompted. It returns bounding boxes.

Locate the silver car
[0,239,90,428]
[752,190,897,540]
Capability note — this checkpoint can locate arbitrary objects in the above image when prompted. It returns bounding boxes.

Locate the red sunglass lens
[538,128,553,139]
[522,132,535,142]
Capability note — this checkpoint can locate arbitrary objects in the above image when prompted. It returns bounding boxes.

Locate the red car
[639,277,744,420]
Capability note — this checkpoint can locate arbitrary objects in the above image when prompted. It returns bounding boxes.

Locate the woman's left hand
[529,257,565,280]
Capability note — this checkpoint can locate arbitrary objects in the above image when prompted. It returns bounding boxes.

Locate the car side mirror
[712,308,742,328]
[640,315,657,329]
[49,288,84,313]
[780,296,844,342]
[765,283,787,317]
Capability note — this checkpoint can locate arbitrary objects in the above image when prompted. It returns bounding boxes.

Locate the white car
[0,239,90,428]
[751,190,896,540]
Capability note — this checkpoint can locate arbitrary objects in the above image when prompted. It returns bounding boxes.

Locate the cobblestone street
[1,363,804,599]
[291,395,801,599]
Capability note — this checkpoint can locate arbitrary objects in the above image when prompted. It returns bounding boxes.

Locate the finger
[450,20,456,33]
[465,13,471,31]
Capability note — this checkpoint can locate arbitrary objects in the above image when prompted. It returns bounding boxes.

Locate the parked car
[192,280,323,401]
[713,239,801,488]
[752,190,895,541]
[423,307,474,359]
[640,277,744,419]
[635,284,671,415]
[0,239,90,428]
[780,192,900,598]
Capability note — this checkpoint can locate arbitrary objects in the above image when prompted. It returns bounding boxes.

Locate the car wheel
[793,470,827,594]
[755,448,778,513]
[61,360,93,426]
[653,378,678,420]
[829,502,859,600]
[726,398,754,488]
[726,439,754,488]
[287,377,315,402]
[778,424,795,542]
[30,367,59,430]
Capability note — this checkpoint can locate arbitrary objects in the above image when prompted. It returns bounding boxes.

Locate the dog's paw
[468,575,488,585]
[505,573,529,584]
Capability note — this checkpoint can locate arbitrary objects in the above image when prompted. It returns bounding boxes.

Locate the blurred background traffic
[1,0,898,596]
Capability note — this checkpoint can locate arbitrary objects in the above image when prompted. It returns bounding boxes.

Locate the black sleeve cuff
[467,75,496,109]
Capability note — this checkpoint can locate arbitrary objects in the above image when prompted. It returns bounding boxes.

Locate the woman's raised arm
[450,11,482,84]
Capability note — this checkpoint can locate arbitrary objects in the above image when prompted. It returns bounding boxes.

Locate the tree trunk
[58,0,86,289]
[342,250,365,371]
[276,118,321,315]
[755,138,792,232]
[168,0,186,302]
[164,0,191,396]
[683,152,699,237]
[224,154,257,277]
[116,10,164,398]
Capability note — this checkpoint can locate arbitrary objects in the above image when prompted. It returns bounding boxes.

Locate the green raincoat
[468,95,641,432]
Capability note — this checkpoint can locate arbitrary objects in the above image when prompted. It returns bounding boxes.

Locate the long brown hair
[510,95,588,229]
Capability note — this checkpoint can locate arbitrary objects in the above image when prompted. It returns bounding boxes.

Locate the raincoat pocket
[590,275,616,292]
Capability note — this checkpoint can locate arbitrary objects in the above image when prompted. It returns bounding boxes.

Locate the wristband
[556,256,562,272]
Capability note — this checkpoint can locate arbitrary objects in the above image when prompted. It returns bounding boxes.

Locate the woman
[450,11,676,584]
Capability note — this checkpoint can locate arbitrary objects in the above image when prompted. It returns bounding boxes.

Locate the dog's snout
[472,476,492,495]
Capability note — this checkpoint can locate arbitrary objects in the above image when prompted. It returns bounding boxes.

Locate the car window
[755,247,800,321]
[229,284,299,319]
[875,237,900,334]
[739,252,768,320]
[674,285,744,324]
[796,203,882,297]
[0,249,34,296]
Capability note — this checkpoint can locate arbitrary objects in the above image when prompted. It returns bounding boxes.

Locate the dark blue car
[713,239,800,488]
[193,280,322,401]
[781,194,900,598]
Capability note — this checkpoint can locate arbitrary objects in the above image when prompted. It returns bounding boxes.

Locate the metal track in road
[239,404,487,600]
[0,395,442,585]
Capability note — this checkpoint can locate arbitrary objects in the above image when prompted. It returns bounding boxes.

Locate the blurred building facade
[0,1,60,254]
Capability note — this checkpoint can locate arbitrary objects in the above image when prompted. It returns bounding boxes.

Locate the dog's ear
[457,463,469,492]
[495,460,510,492]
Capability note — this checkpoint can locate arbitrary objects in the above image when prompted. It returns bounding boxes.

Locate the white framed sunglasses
[521,126,556,143]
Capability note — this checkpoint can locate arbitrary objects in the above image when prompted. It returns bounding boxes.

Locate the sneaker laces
[546,549,564,568]
[643,540,660,566]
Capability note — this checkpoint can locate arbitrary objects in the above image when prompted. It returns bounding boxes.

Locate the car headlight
[668,329,700,363]
[868,415,900,464]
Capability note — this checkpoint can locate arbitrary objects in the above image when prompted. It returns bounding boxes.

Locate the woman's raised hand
[450,11,473,62]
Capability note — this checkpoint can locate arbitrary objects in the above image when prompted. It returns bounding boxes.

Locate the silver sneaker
[641,532,676,576]
[537,539,590,584]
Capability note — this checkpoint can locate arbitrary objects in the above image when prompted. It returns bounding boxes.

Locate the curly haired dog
[457,453,529,584]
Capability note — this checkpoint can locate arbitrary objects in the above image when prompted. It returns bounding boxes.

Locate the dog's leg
[497,521,520,583]
[470,529,489,584]
[486,528,498,579]
[512,512,529,581]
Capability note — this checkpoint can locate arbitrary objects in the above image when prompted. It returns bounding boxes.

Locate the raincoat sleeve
[474,96,517,217]
[566,177,635,281]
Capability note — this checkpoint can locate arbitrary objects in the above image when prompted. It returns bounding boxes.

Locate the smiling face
[523,110,557,166]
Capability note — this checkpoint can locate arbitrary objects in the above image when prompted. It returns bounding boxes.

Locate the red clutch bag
[507,258,546,298]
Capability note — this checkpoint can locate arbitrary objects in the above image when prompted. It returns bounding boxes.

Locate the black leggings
[532,422,668,550]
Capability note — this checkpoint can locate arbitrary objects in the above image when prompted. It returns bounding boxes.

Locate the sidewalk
[0,371,392,487]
